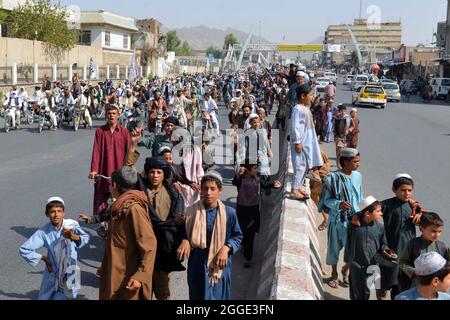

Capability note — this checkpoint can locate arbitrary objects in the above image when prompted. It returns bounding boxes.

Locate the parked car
[352,85,387,109]
[382,83,401,102]
[430,78,450,100]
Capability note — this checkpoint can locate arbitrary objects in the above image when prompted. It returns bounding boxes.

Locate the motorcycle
[21,101,35,125]
[56,103,73,129]
[37,105,56,133]
[118,106,134,128]
[3,106,20,133]
[72,105,92,131]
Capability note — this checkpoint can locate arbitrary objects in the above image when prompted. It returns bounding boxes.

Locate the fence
[0,64,134,87]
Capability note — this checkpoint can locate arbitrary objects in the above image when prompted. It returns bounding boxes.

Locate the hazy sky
[60,0,447,45]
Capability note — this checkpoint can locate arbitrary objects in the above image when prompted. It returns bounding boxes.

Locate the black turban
[164,116,179,126]
[144,156,171,178]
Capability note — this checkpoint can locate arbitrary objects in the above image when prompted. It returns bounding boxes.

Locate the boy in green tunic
[398,212,450,292]
[376,174,423,300]
[345,196,394,300]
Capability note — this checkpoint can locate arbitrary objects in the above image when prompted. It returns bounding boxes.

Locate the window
[79,30,91,45]
[442,79,450,87]
[364,87,384,94]
[105,31,111,46]
[123,34,129,49]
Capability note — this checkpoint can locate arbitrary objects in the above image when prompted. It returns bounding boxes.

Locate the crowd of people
[14,62,449,301]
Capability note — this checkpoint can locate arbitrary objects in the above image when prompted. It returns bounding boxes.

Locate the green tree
[176,40,191,56]
[6,0,78,61]
[223,33,239,50]
[206,46,223,59]
[351,50,359,66]
[166,30,181,52]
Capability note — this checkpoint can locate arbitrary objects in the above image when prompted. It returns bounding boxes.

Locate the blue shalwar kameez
[319,171,363,266]
[187,206,243,300]
[19,219,89,300]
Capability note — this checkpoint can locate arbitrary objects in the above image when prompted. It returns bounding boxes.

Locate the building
[390,44,441,80]
[325,19,402,53]
[79,10,138,66]
[135,18,164,77]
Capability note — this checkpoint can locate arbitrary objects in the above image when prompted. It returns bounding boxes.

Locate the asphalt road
[0,102,275,300]
[1,83,449,300]
[326,82,450,245]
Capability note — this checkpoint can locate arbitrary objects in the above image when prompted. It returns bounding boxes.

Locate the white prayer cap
[158,146,172,155]
[393,173,413,181]
[358,196,379,212]
[236,89,242,94]
[248,114,259,122]
[351,108,358,113]
[296,71,306,77]
[340,148,359,158]
[47,196,65,206]
[414,252,447,276]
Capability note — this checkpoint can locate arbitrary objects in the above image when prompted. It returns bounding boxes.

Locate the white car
[324,72,337,83]
[382,83,401,102]
[430,78,450,99]
[344,75,356,86]
[351,75,369,91]
[315,77,331,92]
[380,78,397,85]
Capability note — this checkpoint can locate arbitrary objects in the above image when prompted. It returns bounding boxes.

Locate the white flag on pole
[128,51,141,84]
[89,57,97,80]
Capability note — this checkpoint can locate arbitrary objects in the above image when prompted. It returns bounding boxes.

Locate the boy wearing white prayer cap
[398,212,450,293]
[395,252,450,300]
[344,196,392,300]
[19,197,90,300]
[375,173,424,300]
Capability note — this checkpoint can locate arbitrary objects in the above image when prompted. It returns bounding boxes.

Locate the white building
[79,10,138,53]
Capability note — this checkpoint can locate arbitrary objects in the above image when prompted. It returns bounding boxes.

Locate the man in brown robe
[99,166,157,300]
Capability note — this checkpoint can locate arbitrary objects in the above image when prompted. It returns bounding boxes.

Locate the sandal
[341,268,350,287]
[327,274,339,289]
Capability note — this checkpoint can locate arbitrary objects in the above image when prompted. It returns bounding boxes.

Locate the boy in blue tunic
[178,171,243,300]
[19,197,90,300]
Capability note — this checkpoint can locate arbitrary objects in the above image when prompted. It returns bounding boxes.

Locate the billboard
[437,22,446,48]
[276,44,324,52]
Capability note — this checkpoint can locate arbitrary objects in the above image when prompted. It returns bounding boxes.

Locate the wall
[0,37,104,66]
[104,29,130,51]
[89,28,103,47]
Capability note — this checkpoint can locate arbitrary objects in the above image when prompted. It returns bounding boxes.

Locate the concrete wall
[0,37,104,66]
[90,28,103,47]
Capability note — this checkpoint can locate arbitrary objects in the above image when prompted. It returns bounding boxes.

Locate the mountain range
[162,25,271,51]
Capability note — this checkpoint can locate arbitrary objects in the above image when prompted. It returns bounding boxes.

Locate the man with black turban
[126,155,185,300]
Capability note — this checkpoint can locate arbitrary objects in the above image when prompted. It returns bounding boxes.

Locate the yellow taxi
[352,84,387,109]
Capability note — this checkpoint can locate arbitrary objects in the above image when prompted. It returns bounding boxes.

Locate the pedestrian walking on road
[99,166,157,300]
[347,109,360,149]
[334,104,351,169]
[180,171,243,300]
[89,104,132,220]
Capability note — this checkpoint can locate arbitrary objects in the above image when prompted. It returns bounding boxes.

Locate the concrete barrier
[251,129,324,300]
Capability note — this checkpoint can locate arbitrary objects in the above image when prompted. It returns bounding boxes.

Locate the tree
[166,30,181,52]
[223,33,239,50]
[206,46,223,59]
[176,41,191,56]
[6,0,78,61]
